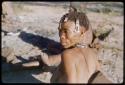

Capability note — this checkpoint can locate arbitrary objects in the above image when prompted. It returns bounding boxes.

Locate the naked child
[2,7,112,83]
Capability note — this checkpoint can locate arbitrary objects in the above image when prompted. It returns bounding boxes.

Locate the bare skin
[49,19,100,83]
[51,47,100,83]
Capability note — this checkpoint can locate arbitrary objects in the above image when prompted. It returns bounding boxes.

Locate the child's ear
[81,27,87,36]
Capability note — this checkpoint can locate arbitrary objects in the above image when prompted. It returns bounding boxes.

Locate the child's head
[58,7,91,48]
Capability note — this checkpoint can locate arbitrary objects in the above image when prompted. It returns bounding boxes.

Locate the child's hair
[59,7,90,31]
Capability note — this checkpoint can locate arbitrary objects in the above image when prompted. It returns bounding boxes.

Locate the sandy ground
[2,2,123,83]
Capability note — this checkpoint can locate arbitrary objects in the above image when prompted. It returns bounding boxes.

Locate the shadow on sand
[19,31,63,55]
[2,31,63,83]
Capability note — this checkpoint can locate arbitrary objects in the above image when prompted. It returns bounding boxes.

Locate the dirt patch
[2,2,123,83]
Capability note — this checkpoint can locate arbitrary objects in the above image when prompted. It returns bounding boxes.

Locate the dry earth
[2,2,123,83]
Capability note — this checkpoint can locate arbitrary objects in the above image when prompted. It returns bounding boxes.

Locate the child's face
[59,21,84,48]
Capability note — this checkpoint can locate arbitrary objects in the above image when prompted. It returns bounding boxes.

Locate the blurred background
[2,2,123,83]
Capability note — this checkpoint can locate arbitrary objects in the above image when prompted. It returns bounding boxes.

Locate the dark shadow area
[2,55,55,72]
[2,60,43,83]
[98,28,113,41]
[18,31,63,55]
[2,55,56,83]
[92,28,113,43]
[2,62,44,83]
[88,71,112,84]
[88,71,100,83]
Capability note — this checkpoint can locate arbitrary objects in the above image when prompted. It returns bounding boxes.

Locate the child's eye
[62,29,67,33]
[64,30,67,33]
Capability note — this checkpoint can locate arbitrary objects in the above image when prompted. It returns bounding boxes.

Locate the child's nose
[60,33,66,40]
